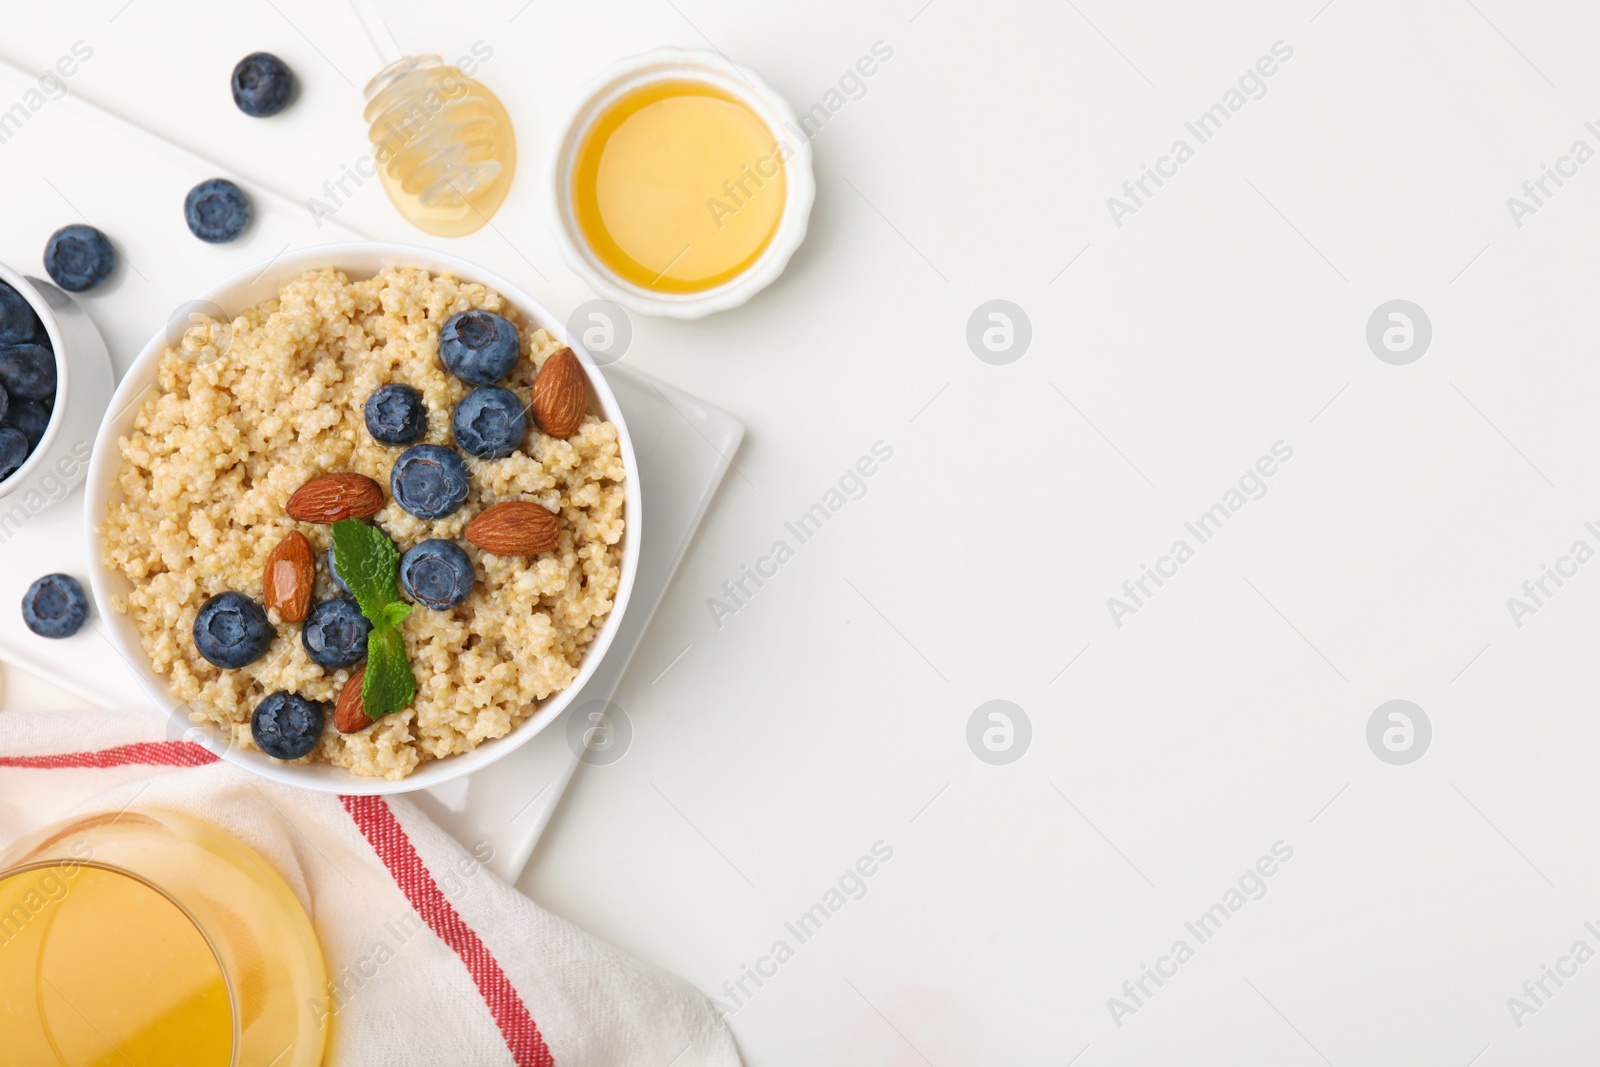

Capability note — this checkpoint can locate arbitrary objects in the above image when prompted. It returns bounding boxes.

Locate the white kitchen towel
[0,705,742,1067]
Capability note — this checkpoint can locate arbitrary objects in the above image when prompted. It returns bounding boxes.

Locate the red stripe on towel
[340,794,555,1067]
[0,741,218,769]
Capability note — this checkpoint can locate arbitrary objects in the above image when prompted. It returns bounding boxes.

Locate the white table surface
[7,2,1600,1063]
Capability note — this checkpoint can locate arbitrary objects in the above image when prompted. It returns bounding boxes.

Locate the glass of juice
[0,810,328,1067]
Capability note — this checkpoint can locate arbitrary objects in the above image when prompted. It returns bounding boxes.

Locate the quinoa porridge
[100,266,626,780]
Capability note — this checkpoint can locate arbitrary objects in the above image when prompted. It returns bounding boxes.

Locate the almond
[334,667,374,734]
[286,472,384,524]
[464,500,561,556]
[262,531,314,622]
[531,347,586,439]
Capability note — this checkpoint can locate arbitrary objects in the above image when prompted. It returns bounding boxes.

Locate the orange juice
[1,865,232,1065]
[0,811,327,1067]
[571,80,787,293]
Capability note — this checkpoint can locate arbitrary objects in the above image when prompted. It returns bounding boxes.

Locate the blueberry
[193,591,274,669]
[0,428,27,482]
[1,399,50,448]
[302,597,371,670]
[44,225,115,292]
[0,282,39,346]
[364,383,427,445]
[327,546,350,595]
[391,444,470,520]
[439,311,520,385]
[399,540,475,610]
[0,344,56,401]
[251,691,324,760]
[327,528,391,596]
[452,386,526,459]
[231,52,295,118]
[185,179,252,244]
[21,573,88,638]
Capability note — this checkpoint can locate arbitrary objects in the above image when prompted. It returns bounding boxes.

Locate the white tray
[0,57,741,880]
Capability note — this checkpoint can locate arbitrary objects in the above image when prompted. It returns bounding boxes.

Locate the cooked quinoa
[101,267,625,779]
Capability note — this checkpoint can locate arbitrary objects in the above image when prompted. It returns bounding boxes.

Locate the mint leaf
[362,626,416,718]
[330,519,415,720]
[330,519,402,621]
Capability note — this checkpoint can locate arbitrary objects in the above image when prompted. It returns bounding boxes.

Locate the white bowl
[546,47,816,319]
[85,243,641,795]
[0,263,113,510]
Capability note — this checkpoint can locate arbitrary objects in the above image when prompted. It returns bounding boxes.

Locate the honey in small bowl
[570,79,788,294]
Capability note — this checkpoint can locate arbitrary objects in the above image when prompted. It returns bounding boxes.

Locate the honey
[571,80,787,293]
[363,54,516,237]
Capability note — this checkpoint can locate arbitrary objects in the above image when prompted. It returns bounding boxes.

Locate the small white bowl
[85,243,641,795]
[546,47,816,319]
[0,263,113,511]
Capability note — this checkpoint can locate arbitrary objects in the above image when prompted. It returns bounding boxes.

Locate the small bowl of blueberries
[0,247,114,511]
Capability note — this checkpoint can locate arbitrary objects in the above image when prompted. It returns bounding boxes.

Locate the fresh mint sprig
[330,519,416,721]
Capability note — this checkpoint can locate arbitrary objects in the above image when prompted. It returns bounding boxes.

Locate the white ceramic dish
[83,242,641,795]
[0,263,113,511]
[546,47,816,319]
